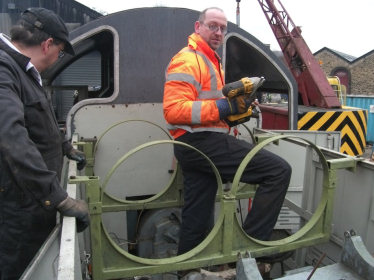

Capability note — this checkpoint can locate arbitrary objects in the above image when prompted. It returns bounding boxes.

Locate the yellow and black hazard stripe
[298,108,368,156]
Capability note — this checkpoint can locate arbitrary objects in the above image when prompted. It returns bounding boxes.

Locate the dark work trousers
[0,188,56,280]
[174,131,292,255]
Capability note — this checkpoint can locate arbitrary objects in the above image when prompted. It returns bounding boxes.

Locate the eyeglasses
[202,23,227,35]
[51,38,65,59]
[58,49,65,59]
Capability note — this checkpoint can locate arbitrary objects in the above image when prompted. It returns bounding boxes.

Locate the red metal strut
[257,0,341,108]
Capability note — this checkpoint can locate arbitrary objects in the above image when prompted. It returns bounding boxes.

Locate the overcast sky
[76,0,373,58]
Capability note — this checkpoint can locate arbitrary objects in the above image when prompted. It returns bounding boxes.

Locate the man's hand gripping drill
[221,77,265,126]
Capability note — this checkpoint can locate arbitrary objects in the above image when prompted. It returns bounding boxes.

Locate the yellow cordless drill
[222,77,265,126]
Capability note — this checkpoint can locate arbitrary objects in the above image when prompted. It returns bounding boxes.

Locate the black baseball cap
[21,8,75,56]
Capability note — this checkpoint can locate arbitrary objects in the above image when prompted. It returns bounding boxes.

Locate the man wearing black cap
[0,8,89,279]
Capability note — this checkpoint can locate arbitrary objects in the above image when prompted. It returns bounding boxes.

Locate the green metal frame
[69,134,358,280]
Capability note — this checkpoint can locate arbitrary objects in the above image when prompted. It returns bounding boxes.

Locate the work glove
[66,148,86,170]
[215,95,252,119]
[57,197,90,232]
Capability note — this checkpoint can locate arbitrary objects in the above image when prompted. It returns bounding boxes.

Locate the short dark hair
[10,20,62,47]
[198,7,224,23]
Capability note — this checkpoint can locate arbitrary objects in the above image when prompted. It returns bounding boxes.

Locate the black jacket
[0,38,68,212]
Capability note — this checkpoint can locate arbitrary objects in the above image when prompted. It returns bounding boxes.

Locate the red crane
[257,0,341,108]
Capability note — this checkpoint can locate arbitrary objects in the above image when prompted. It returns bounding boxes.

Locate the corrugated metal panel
[0,13,12,35]
[0,0,102,25]
[55,51,101,87]
[346,95,374,143]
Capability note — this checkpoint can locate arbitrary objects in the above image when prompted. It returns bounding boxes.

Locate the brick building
[314,47,374,96]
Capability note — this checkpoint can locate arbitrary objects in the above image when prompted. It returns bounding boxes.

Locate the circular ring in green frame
[101,140,225,264]
[94,119,173,203]
[101,140,224,203]
[101,140,179,204]
[230,134,330,246]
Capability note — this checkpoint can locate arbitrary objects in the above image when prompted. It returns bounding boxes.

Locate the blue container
[346,95,374,144]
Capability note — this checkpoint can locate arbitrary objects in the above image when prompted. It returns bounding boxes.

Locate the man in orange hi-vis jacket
[163,7,292,257]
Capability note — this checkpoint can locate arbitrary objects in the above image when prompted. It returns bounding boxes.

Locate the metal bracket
[255,134,280,145]
[341,230,374,280]
[328,157,358,172]
[89,202,102,215]
[236,252,263,280]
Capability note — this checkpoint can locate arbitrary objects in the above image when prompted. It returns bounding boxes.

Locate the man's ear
[194,21,201,34]
[41,38,53,55]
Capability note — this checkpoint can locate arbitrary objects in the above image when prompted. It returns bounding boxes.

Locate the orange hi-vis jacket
[163,33,229,139]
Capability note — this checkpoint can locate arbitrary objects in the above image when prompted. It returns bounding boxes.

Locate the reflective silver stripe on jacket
[167,123,228,133]
[191,101,202,124]
[166,72,202,92]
